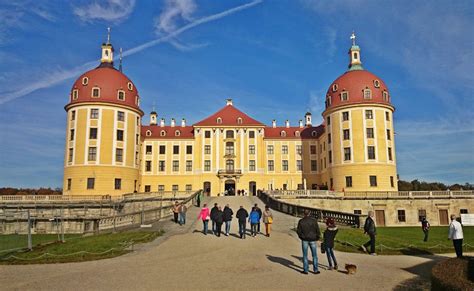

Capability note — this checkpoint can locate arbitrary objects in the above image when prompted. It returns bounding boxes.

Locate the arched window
[311,131,317,137]
[91,87,100,98]
[226,159,234,171]
[383,91,389,102]
[160,130,166,136]
[363,88,372,99]
[117,90,125,101]
[72,89,79,100]
[295,131,300,137]
[82,77,89,85]
[281,131,286,137]
[127,82,133,91]
[237,117,243,124]
[146,130,152,137]
[332,84,338,92]
[175,130,181,136]
[217,117,222,124]
[226,130,234,139]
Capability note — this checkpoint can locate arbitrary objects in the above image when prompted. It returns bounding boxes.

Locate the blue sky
[0,0,473,188]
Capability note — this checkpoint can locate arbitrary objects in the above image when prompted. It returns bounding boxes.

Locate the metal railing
[268,190,474,199]
[217,169,243,176]
[258,191,361,227]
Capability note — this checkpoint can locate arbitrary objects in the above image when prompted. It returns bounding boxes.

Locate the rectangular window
[328,133,331,144]
[368,146,376,160]
[159,145,166,154]
[388,147,393,161]
[311,160,317,171]
[366,128,374,138]
[87,178,95,189]
[68,148,73,162]
[397,210,406,222]
[354,209,362,215]
[343,129,350,140]
[204,160,211,171]
[144,185,151,192]
[89,128,98,139]
[158,185,165,193]
[282,145,288,155]
[225,142,234,155]
[310,145,316,155]
[90,109,99,119]
[460,209,468,214]
[145,161,151,172]
[342,111,349,121]
[267,145,274,155]
[146,145,152,155]
[71,111,76,121]
[249,131,255,138]
[364,89,372,99]
[282,160,288,171]
[117,111,125,122]
[390,176,395,187]
[186,184,192,192]
[186,145,193,155]
[136,116,140,126]
[385,111,390,121]
[249,145,255,155]
[136,134,139,145]
[296,145,302,155]
[226,130,234,139]
[268,160,274,171]
[186,160,192,172]
[205,131,211,138]
[387,129,391,140]
[365,110,373,119]
[114,178,121,190]
[204,145,211,155]
[159,161,165,172]
[370,175,377,187]
[344,147,351,161]
[70,129,75,141]
[297,160,302,171]
[67,178,72,190]
[249,160,256,171]
[329,150,332,163]
[88,147,97,161]
[173,145,179,155]
[116,129,124,141]
[173,161,179,172]
[172,185,179,192]
[346,176,353,187]
[327,116,331,125]
[92,88,100,97]
[330,178,334,189]
[418,209,426,221]
[135,151,139,165]
[116,148,123,162]
[341,91,349,101]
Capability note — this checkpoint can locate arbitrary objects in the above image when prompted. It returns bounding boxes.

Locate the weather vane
[350,31,356,46]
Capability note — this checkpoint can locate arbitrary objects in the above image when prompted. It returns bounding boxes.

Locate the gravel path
[0,196,460,290]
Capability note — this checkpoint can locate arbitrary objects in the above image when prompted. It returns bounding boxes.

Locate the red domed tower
[321,33,398,191]
[63,29,144,196]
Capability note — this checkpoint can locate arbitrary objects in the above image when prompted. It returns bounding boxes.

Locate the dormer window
[135,96,139,106]
[280,131,286,137]
[92,87,100,98]
[217,117,222,124]
[383,91,389,102]
[127,82,133,91]
[237,117,242,124]
[363,88,372,99]
[82,77,89,85]
[332,84,338,92]
[146,130,152,137]
[373,79,380,88]
[117,90,125,101]
[341,91,349,101]
[311,131,317,137]
[160,130,166,137]
[295,131,300,137]
[175,130,181,136]
[325,95,332,108]
[72,89,79,100]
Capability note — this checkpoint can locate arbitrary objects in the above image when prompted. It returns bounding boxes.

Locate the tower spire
[348,31,363,71]
[107,27,111,44]
[119,47,123,72]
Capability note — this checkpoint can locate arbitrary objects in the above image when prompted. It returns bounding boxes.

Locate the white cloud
[155,0,197,35]
[73,0,136,23]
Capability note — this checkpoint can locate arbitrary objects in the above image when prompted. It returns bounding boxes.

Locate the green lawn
[0,234,80,252]
[0,231,163,264]
[333,226,474,255]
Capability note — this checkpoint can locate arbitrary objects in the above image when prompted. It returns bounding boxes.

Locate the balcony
[217,169,243,178]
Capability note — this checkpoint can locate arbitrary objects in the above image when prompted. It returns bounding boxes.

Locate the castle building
[63,32,398,196]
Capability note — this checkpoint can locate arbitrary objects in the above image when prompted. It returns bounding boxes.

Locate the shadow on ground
[393,254,447,290]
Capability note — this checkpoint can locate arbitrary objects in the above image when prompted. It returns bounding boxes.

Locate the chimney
[171,118,176,127]
[299,120,303,128]
[160,118,165,127]
[285,120,290,128]
[150,111,157,126]
[226,98,233,106]
[272,120,276,128]
[181,118,186,127]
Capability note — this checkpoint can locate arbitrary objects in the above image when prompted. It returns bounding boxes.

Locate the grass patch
[0,234,80,252]
[0,230,163,264]
[333,226,474,255]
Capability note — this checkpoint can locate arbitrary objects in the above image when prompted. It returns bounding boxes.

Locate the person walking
[323,218,338,270]
[249,207,260,237]
[172,201,180,224]
[196,191,202,207]
[448,214,464,258]
[262,205,273,237]
[179,203,187,225]
[197,204,210,235]
[361,211,377,255]
[296,209,321,275]
[223,204,233,236]
[254,203,262,234]
[215,206,224,237]
[236,206,248,239]
[421,216,430,242]
[210,203,219,234]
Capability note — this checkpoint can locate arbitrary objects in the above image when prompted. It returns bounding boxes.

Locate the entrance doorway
[203,182,211,196]
[225,180,235,196]
[249,181,256,196]
[439,209,449,225]
[375,210,386,226]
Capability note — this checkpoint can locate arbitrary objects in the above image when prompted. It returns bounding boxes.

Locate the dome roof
[325,70,391,111]
[67,64,142,114]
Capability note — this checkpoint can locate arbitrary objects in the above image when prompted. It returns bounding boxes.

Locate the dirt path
[0,196,458,290]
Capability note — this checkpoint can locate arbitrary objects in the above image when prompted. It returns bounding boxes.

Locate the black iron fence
[259,191,361,227]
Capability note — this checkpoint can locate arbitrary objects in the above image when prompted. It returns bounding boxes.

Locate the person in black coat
[236,206,249,239]
[214,206,224,237]
[323,218,338,270]
[223,204,234,236]
[210,203,219,234]
[254,203,262,234]
[297,209,321,274]
[362,211,377,255]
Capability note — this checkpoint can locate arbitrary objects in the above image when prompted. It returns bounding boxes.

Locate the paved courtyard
[0,196,458,290]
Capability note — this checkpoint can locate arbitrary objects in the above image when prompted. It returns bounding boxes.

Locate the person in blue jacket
[249,207,260,237]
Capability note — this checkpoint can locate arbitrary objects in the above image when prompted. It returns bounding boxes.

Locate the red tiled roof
[264,125,325,139]
[141,126,194,139]
[194,104,264,127]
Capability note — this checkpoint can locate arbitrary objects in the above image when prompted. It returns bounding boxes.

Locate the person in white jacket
[448,214,464,258]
